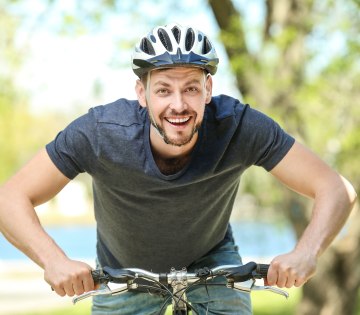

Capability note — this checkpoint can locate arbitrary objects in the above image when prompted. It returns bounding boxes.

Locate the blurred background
[1,0,359,314]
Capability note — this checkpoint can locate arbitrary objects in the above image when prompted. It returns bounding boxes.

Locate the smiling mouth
[165,117,191,126]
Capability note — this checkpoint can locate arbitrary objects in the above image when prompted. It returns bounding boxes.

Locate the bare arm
[267,141,357,288]
[0,149,95,296]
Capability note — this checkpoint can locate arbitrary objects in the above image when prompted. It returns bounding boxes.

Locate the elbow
[341,175,357,209]
[349,187,357,208]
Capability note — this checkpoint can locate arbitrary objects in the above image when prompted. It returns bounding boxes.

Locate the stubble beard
[149,113,201,147]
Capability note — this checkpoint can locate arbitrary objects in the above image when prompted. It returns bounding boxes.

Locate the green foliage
[1,0,358,234]
[0,106,62,183]
[1,0,359,313]
[218,0,360,211]
[0,4,60,183]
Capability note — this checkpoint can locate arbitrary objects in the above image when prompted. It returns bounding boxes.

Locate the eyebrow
[153,79,202,87]
[153,81,171,87]
[184,79,203,86]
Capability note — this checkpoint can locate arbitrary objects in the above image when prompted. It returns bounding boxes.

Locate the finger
[72,278,86,296]
[266,265,278,286]
[63,281,76,297]
[51,283,66,297]
[82,272,95,292]
[45,276,65,296]
[294,276,307,287]
[285,270,297,288]
[266,271,277,285]
[276,269,287,288]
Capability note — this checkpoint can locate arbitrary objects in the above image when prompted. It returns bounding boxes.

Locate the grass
[252,288,299,315]
[22,289,300,315]
[24,302,91,315]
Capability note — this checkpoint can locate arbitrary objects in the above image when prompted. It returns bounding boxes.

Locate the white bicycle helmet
[131,23,219,78]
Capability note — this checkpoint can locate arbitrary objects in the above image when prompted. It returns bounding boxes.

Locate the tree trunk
[208,0,360,313]
[207,0,251,96]
[296,205,360,315]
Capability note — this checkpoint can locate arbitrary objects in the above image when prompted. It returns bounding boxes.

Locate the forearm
[0,188,96,296]
[268,142,357,287]
[0,187,67,269]
[295,175,357,258]
[0,150,95,296]
[268,173,356,288]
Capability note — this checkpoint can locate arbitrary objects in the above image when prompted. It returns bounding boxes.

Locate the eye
[185,86,199,93]
[156,88,169,95]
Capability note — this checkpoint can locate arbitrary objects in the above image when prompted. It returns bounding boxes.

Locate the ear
[135,79,147,107]
[205,74,213,104]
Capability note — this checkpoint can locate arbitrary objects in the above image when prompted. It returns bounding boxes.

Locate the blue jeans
[92,239,252,315]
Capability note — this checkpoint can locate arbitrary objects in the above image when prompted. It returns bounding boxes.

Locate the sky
[14,0,265,115]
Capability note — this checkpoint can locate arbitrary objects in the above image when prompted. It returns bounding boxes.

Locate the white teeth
[167,117,190,124]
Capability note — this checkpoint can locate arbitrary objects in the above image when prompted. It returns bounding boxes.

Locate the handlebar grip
[102,266,136,284]
[256,264,269,279]
[222,262,270,282]
[91,269,109,284]
[223,261,257,282]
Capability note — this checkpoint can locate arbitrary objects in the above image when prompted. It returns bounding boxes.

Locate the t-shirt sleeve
[46,109,98,179]
[238,106,295,171]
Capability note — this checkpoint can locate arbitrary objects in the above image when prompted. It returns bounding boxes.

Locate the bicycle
[73,261,289,315]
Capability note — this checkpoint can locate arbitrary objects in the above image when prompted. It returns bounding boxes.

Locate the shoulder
[53,98,145,152]
[206,94,272,132]
[207,94,287,132]
[206,94,247,121]
[90,98,146,126]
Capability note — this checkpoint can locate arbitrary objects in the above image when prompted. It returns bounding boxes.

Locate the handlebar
[72,261,289,305]
[91,261,269,285]
[73,261,289,314]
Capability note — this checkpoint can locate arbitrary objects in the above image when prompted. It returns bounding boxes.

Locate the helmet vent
[185,28,195,51]
[158,28,173,52]
[171,26,181,43]
[202,36,212,54]
[140,38,155,55]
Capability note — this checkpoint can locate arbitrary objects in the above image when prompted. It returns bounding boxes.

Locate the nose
[169,91,187,113]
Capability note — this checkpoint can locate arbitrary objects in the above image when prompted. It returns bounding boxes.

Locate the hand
[44,257,96,297]
[266,250,317,288]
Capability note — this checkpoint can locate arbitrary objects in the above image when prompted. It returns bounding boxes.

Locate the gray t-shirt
[46,94,294,272]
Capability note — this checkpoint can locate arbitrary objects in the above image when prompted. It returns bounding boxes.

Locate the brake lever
[251,285,289,299]
[72,283,136,304]
[230,279,289,299]
[73,286,113,304]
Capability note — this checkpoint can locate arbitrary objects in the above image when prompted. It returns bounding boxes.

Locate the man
[0,23,357,314]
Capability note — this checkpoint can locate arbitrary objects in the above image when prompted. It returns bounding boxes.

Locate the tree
[208,0,360,314]
[0,2,67,182]
[2,0,359,313]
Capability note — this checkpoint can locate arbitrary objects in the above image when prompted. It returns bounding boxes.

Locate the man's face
[137,67,212,147]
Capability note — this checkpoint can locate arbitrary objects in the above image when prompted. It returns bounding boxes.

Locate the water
[231,221,296,258]
[0,222,296,261]
[0,226,97,261]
